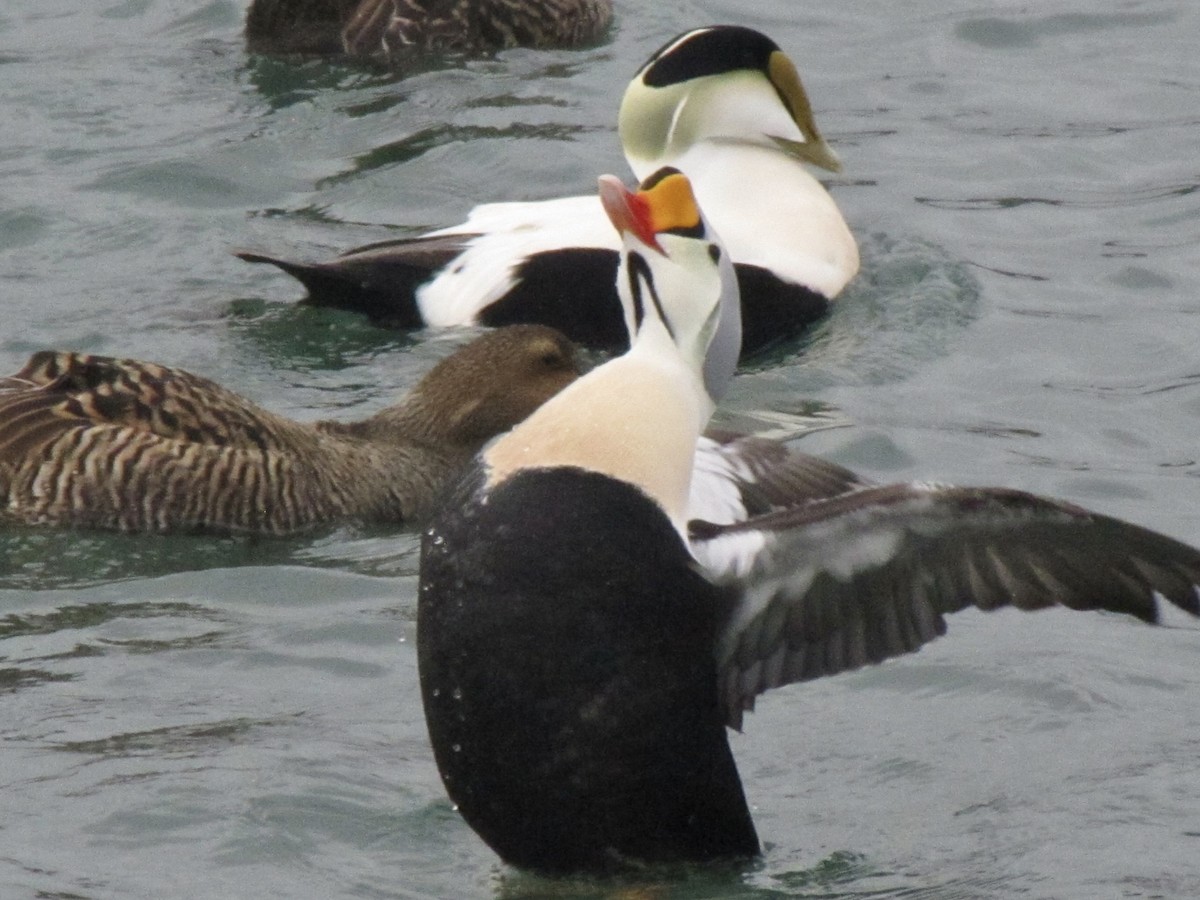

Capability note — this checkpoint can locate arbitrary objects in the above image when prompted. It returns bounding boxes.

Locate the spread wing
[699,483,1200,729]
[688,435,875,580]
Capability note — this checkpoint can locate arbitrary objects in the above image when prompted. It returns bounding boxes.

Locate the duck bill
[768,51,843,173]
[598,174,664,254]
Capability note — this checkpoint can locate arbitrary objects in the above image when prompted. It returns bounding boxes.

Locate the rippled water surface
[3,1,1200,897]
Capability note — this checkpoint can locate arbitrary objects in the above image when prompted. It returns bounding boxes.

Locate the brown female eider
[245,0,613,61]
[0,325,578,535]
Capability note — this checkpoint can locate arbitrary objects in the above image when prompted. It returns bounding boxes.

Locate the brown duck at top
[0,325,578,536]
[245,0,613,61]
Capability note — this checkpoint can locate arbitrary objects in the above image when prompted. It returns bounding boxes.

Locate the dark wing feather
[702,483,1200,729]
[688,435,876,580]
[693,433,874,520]
[0,353,356,534]
[236,233,472,327]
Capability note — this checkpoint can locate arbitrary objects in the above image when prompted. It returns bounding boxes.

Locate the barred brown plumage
[0,325,578,536]
[245,0,613,60]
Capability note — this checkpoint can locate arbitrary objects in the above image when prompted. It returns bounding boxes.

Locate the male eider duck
[417,169,1200,874]
[238,25,858,357]
[0,325,577,535]
[245,0,613,60]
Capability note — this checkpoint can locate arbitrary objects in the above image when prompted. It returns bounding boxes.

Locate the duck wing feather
[699,483,1200,729]
[0,351,316,457]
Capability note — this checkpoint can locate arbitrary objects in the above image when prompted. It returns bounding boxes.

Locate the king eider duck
[244,0,613,60]
[417,169,1200,874]
[0,325,577,536]
[238,25,858,357]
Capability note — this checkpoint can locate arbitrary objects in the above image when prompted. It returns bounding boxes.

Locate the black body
[418,466,760,874]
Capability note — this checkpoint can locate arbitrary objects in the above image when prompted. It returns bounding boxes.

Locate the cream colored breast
[484,351,706,533]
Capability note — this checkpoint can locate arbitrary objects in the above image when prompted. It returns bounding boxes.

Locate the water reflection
[0,665,75,692]
[224,296,418,374]
[0,521,422,590]
[0,529,292,590]
[319,121,600,187]
[0,599,223,640]
[241,54,398,111]
[955,10,1179,49]
[51,717,284,758]
[764,232,981,392]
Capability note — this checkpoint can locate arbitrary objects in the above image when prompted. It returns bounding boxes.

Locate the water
[2,1,1200,897]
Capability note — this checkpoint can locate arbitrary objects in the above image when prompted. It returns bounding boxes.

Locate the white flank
[417,195,617,327]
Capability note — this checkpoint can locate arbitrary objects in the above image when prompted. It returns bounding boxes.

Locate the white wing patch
[691,528,767,583]
[416,195,620,327]
[687,436,754,526]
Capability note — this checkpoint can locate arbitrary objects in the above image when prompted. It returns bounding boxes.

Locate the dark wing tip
[713,483,1200,729]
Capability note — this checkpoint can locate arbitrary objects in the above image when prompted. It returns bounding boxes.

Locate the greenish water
[2,1,1200,897]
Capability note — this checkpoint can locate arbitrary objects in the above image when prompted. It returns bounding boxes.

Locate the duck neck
[356,391,487,456]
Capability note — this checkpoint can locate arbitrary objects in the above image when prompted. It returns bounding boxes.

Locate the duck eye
[707,244,722,264]
[528,340,568,370]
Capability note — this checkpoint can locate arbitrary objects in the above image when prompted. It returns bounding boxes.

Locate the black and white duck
[239,25,858,356]
[0,325,577,535]
[416,168,1200,874]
